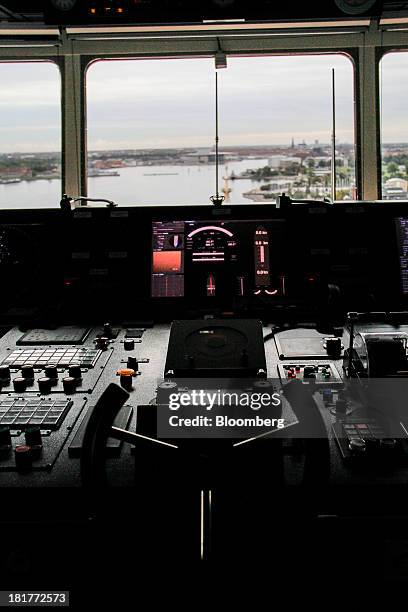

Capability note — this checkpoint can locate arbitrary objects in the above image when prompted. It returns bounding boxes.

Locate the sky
[0,52,406,153]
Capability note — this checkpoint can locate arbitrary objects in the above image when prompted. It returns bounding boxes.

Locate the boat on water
[0,178,21,184]
[88,169,120,177]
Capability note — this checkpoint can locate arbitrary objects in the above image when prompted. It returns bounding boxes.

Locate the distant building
[268,155,302,169]
[386,177,408,191]
[184,149,226,164]
[0,166,32,179]
[307,155,331,167]
[383,179,408,200]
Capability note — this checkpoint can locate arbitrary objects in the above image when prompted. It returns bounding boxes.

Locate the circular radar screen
[0,226,40,312]
[334,0,378,15]
[185,326,248,366]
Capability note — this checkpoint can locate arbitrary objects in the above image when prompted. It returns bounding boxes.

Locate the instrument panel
[152,219,283,300]
[0,202,407,580]
[0,202,404,320]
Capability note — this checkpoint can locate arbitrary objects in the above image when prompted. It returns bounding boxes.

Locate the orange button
[116,368,135,377]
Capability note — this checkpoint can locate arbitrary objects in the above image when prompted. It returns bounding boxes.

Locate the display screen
[151,219,284,299]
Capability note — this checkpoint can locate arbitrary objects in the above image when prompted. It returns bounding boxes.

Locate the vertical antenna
[331,68,337,202]
[210,71,224,206]
[215,71,219,198]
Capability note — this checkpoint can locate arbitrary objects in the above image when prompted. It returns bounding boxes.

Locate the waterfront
[0,158,269,209]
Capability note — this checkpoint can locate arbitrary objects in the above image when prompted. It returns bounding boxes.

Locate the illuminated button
[117,368,135,390]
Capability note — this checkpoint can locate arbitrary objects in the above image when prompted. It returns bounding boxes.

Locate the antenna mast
[210,71,224,207]
[331,68,337,202]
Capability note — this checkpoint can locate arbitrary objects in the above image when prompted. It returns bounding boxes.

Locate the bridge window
[380,51,408,201]
[86,54,355,206]
[0,61,61,208]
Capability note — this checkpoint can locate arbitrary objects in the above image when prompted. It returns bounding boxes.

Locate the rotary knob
[349,438,366,454]
[380,438,397,451]
[124,339,135,351]
[95,336,109,350]
[25,427,42,447]
[127,356,139,370]
[156,381,178,405]
[21,365,34,381]
[38,377,52,394]
[0,365,11,383]
[0,427,12,459]
[13,377,27,393]
[117,368,135,390]
[303,365,316,378]
[24,427,43,458]
[44,364,58,380]
[62,376,77,394]
[68,363,82,379]
[335,399,347,414]
[103,322,113,338]
[325,337,342,358]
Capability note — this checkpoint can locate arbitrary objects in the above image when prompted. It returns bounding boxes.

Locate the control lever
[81,383,130,488]
[231,379,330,486]
[81,383,177,488]
[282,378,331,486]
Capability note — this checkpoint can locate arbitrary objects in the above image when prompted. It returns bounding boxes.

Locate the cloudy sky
[0,52,406,153]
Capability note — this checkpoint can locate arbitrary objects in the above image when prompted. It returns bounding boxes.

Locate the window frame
[0,57,64,208]
[378,47,408,200]
[82,49,358,204]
